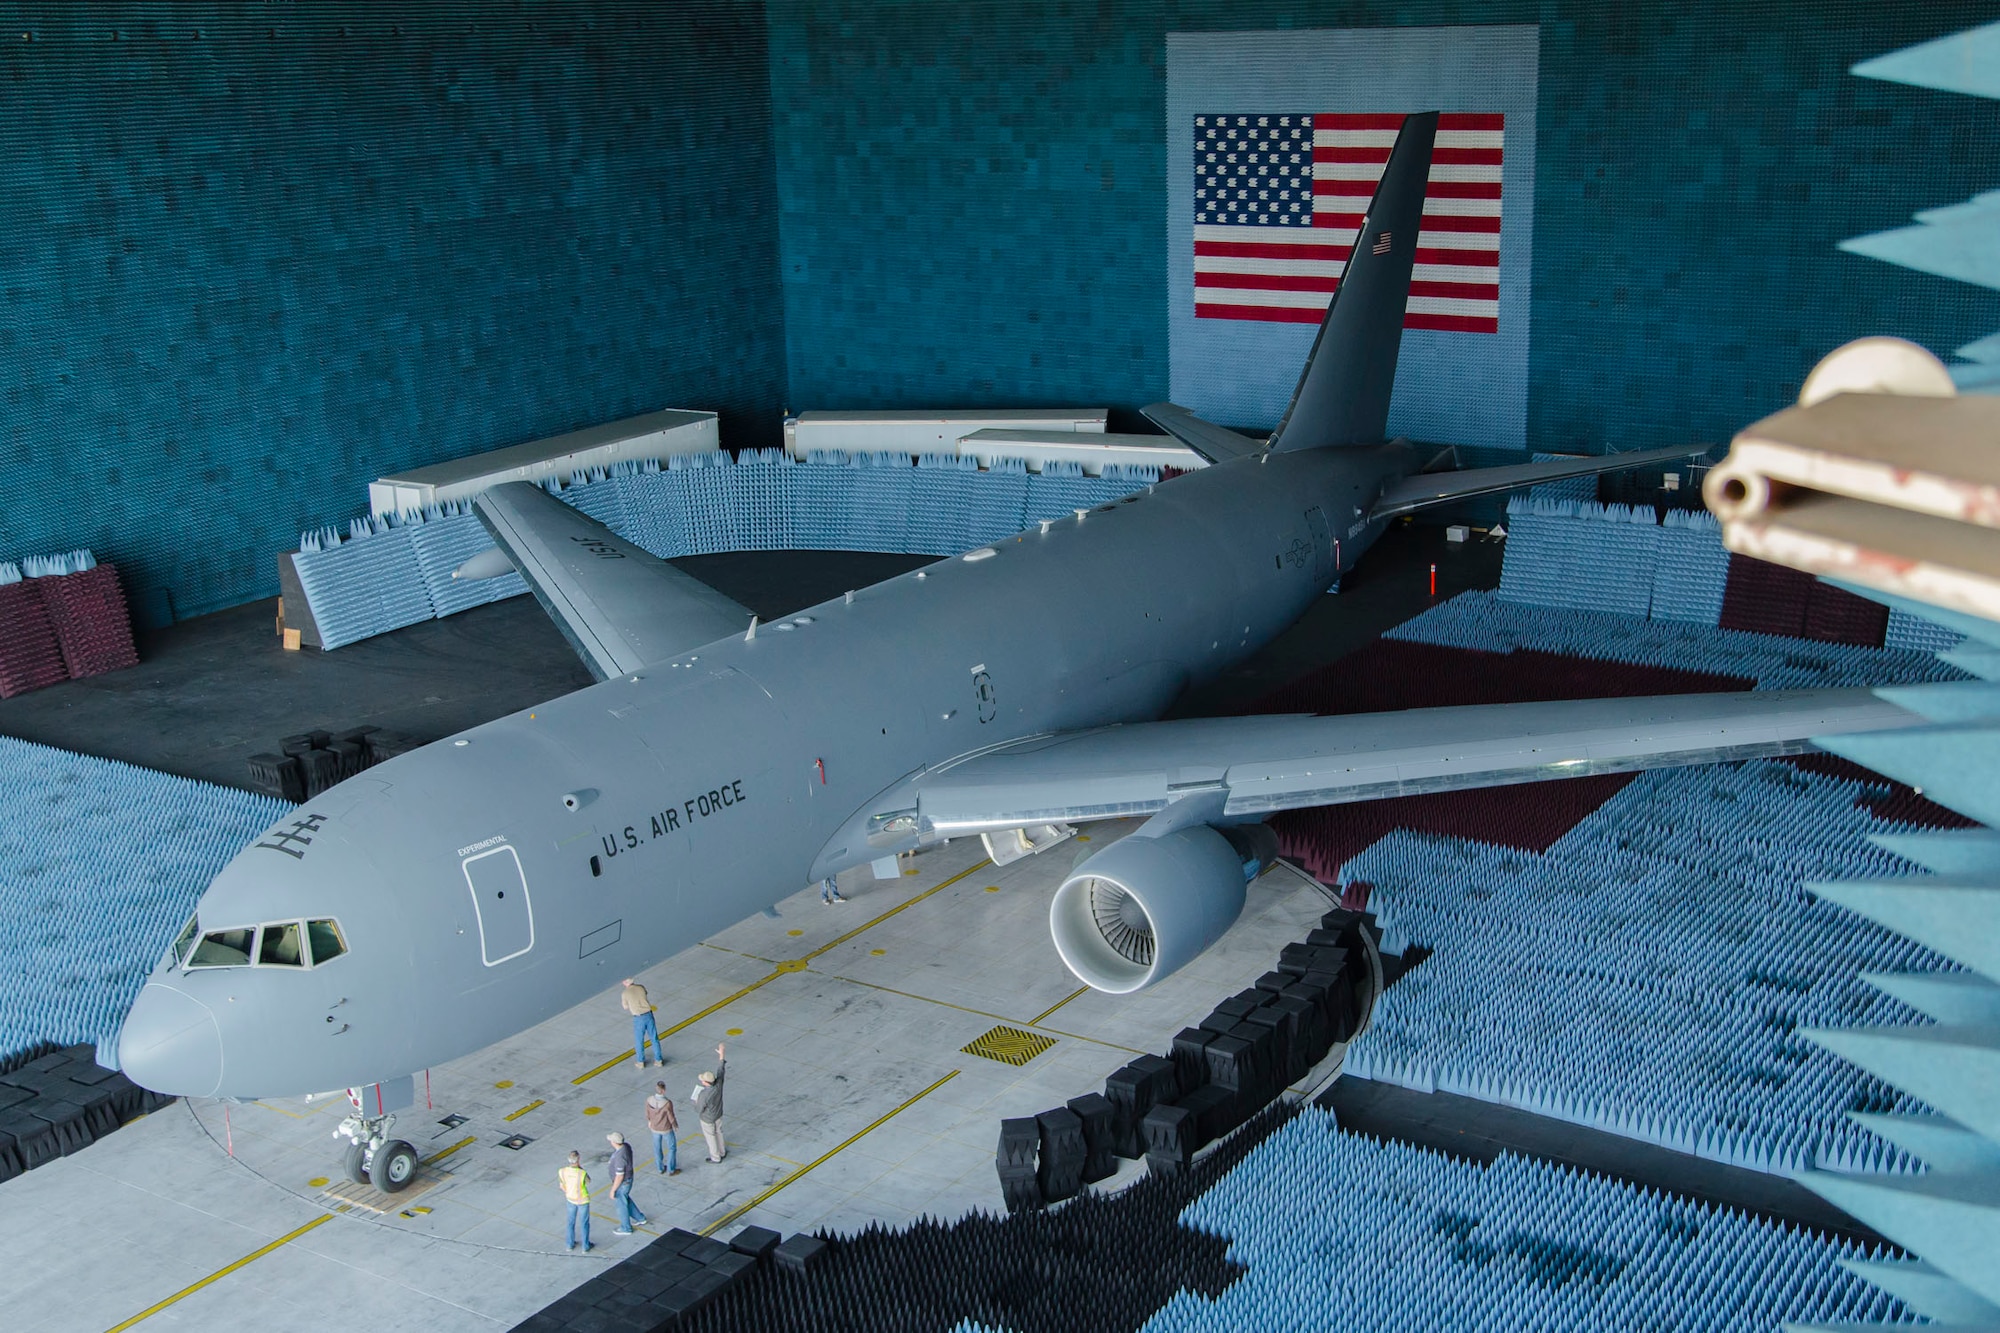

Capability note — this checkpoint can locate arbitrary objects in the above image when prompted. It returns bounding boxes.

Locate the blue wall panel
[0,3,783,621]
[770,2,1999,447]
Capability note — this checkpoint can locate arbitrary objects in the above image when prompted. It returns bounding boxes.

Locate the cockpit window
[169,913,200,967]
[187,927,255,969]
[258,921,306,967]
[307,919,347,966]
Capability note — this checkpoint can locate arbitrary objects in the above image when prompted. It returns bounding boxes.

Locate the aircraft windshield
[168,913,200,967]
[307,919,347,965]
[258,921,306,967]
[179,918,347,970]
[187,927,254,969]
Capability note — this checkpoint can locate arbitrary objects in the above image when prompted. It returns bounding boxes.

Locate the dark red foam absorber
[1242,639,1755,883]
[37,564,140,679]
[1719,553,1888,647]
[1783,752,1978,831]
[0,581,70,698]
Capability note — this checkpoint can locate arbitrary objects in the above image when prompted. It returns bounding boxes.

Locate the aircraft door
[462,844,535,965]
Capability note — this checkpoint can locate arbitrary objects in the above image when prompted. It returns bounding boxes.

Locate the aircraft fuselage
[119,443,1418,1099]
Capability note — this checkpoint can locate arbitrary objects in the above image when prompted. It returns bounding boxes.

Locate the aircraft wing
[900,688,1921,835]
[473,480,754,681]
[1366,443,1710,521]
[1140,402,1265,464]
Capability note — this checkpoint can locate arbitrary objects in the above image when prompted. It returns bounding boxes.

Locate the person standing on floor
[558,1150,592,1253]
[646,1081,680,1175]
[606,1131,649,1234]
[622,977,664,1068]
[819,875,846,904]
[693,1042,727,1163]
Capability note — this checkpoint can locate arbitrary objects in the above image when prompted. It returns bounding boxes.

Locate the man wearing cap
[557,1150,592,1252]
[692,1041,727,1163]
[607,1130,648,1234]
[621,978,663,1069]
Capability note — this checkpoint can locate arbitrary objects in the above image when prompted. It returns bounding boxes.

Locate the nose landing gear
[336,1111,420,1193]
[335,1078,423,1193]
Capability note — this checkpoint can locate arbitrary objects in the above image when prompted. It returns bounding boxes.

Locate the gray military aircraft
[113,114,1920,1190]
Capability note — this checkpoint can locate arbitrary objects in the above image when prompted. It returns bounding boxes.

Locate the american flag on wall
[1193,112,1503,332]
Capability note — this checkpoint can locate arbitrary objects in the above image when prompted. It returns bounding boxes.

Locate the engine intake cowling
[1050,823,1276,993]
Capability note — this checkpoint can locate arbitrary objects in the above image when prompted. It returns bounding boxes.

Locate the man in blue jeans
[607,1131,649,1234]
[621,978,663,1068]
[646,1081,680,1175]
[557,1150,592,1252]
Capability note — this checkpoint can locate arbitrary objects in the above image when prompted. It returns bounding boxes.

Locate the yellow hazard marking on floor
[573,861,992,1085]
[306,1176,329,1188]
[1028,987,1090,1026]
[984,884,1000,892]
[725,1027,743,1036]
[495,1080,514,1089]
[582,1106,602,1116]
[701,1070,960,1237]
[503,1100,544,1122]
[424,1135,477,1165]
[786,929,804,937]
[252,1100,306,1120]
[869,948,886,955]
[961,1025,1056,1066]
[105,1214,332,1332]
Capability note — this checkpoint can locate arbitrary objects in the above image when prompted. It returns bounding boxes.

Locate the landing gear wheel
[370,1139,419,1193]
[343,1140,369,1184]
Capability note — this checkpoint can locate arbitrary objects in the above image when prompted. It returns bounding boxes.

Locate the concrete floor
[0,833,1349,1333]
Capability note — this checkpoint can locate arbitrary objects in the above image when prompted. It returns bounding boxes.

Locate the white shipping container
[784,408,1106,458]
[954,429,1206,475]
[369,408,719,518]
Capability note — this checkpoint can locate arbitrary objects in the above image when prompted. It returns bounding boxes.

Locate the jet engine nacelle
[1050,822,1278,993]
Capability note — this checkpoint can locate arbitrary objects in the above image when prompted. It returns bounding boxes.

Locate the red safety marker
[815,758,827,785]
[1429,563,1437,596]
[225,1103,234,1157]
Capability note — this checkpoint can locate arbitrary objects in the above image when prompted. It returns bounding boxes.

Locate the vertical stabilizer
[1267,112,1438,452]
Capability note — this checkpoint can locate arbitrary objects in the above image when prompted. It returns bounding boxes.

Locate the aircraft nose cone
[118,984,222,1097]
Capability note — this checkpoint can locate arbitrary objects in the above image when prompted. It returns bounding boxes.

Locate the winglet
[1268,112,1439,453]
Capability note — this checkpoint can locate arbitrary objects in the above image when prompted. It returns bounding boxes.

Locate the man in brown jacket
[645,1080,680,1175]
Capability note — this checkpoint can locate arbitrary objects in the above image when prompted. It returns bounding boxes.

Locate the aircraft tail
[1267,111,1438,454]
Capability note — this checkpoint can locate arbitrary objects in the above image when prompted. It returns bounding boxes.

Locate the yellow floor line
[573,861,992,1085]
[830,975,1144,1055]
[1028,987,1090,1025]
[700,1070,960,1237]
[423,1135,477,1165]
[800,861,991,964]
[503,1100,544,1122]
[105,1214,332,1333]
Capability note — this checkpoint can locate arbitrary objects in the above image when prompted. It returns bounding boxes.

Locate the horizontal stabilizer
[1368,444,1710,520]
[1139,402,1265,464]
[901,687,1919,835]
[474,481,753,681]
